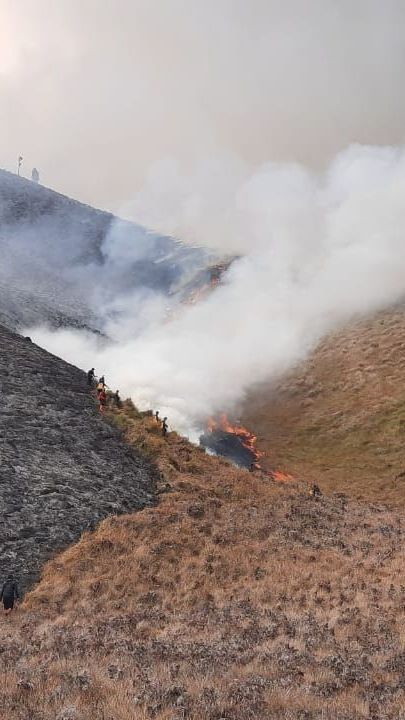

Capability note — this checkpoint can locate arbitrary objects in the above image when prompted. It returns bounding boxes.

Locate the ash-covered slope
[0,324,155,590]
[0,169,223,332]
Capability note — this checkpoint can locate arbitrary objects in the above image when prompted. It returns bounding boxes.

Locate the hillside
[0,169,223,332]
[243,303,405,506]
[0,324,155,591]
[0,400,404,719]
[1,172,405,718]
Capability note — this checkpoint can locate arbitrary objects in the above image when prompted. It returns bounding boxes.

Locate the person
[99,388,107,413]
[87,368,95,386]
[311,483,322,498]
[162,417,168,437]
[113,390,121,408]
[1,575,20,614]
[96,380,105,397]
[99,375,105,385]
[155,410,160,424]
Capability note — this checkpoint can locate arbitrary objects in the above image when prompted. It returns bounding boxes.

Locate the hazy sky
[1,0,405,214]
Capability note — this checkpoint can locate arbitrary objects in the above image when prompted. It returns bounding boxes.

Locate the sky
[1,0,405,215]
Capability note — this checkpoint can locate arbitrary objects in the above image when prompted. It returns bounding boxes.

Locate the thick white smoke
[30,144,405,435]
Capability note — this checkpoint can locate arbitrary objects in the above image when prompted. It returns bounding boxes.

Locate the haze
[1,0,405,214]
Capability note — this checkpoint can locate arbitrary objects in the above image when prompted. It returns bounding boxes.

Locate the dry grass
[243,303,405,506]
[0,403,404,719]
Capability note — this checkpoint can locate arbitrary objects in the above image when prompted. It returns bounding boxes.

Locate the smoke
[1,0,405,210]
[3,1,405,433]
[30,143,405,434]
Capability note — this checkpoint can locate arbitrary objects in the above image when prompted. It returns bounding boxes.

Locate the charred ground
[0,169,225,333]
[0,324,155,590]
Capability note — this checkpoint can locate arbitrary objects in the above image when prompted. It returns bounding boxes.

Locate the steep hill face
[243,303,405,506]
[0,324,155,590]
[0,406,403,719]
[0,169,223,332]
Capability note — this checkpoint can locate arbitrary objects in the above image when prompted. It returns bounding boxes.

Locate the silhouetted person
[155,410,160,424]
[87,368,95,386]
[99,375,105,385]
[1,575,20,614]
[31,167,39,183]
[162,417,168,437]
[113,390,121,408]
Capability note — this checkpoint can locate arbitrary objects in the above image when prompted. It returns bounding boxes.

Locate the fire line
[207,414,293,482]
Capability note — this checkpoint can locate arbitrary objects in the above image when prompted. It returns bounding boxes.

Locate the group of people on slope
[87,368,121,414]
[88,369,170,436]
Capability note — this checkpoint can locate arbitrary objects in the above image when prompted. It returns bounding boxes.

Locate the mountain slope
[0,324,155,590]
[0,169,224,332]
[243,304,405,505]
[0,406,403,719]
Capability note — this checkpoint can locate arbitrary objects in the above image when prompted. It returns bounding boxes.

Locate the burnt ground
[0,324,155,591]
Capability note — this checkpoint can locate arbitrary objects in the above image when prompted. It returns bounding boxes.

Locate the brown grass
[0,402,404,719]
[243,303,405,506]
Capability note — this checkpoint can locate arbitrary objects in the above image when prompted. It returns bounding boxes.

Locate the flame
[208,414,264,463]
[167,262,230,323]
[272,470,295,483]
[207,413,294,482]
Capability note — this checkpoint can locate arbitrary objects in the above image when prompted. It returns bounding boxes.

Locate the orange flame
[272,470,295,483]
[208,414,264,463]
[207,414,293,482]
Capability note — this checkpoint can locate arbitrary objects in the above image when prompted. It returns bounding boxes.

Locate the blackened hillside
[0,169,223,332]
[0,324,155,590]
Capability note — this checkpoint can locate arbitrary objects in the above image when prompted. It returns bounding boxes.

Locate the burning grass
[0,403,404,718]
[201,414,294,481]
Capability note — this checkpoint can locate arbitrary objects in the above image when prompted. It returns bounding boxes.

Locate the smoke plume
[3,1,405,433]
[30,144,405,434]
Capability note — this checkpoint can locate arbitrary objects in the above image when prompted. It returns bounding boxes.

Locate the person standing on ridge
[87,368,95,386]
[162,417,168,437]
[1,575,20,615]
[113,390,121,408]
[155,410,160,424]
